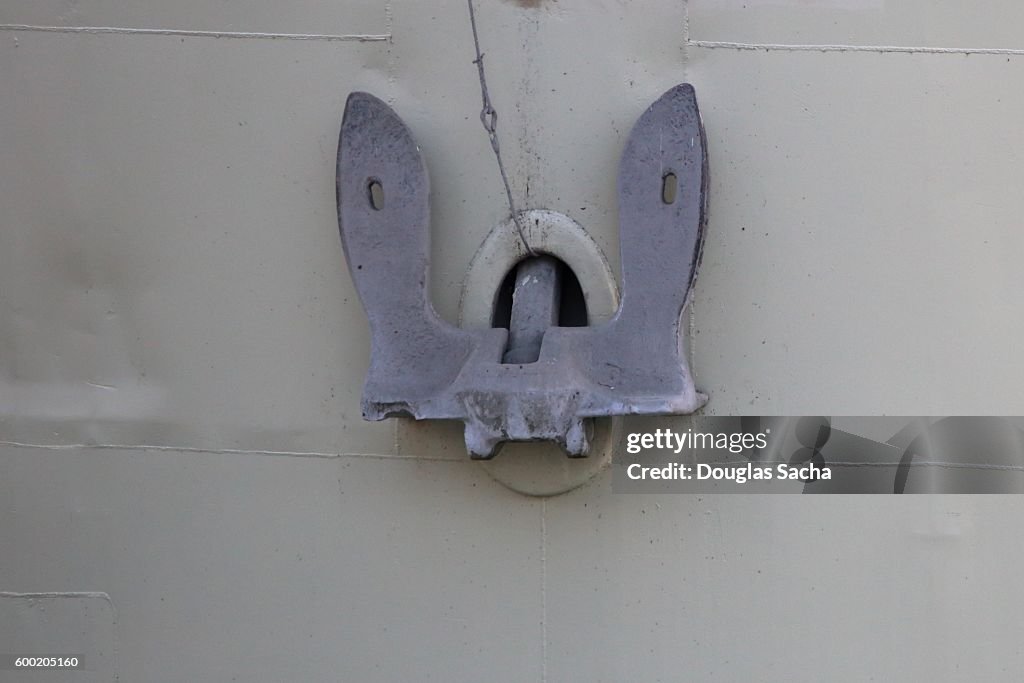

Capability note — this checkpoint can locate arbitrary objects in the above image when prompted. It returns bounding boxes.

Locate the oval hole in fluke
[367,178,385,210]
[661,171,678,205]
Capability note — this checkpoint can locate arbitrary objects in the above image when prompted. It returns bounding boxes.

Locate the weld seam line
[0,24,389,42]
[689,39,1024,55]
[0,440,460,462]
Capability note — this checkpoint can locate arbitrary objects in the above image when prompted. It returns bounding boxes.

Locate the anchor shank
[502,256,562,365]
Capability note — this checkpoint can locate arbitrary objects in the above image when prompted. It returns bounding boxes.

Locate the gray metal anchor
[337,84,708,459]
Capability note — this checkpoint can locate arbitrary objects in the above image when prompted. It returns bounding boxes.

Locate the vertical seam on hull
[541,498,548,683]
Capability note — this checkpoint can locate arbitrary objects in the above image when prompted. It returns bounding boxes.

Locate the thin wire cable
[467,0,535,256]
